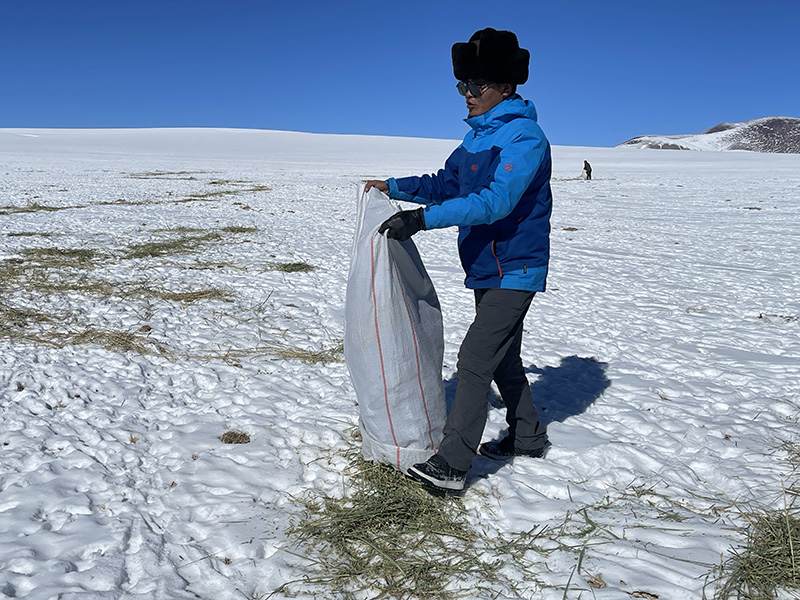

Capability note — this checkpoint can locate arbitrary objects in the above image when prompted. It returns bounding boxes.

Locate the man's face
[462,81,507,118]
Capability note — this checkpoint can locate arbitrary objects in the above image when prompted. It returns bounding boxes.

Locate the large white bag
[344,185,446,473]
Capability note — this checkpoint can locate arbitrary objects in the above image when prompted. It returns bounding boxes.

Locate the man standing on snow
[365,27,552,493]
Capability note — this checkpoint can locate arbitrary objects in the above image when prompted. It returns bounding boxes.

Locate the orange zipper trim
[492,240,503,278]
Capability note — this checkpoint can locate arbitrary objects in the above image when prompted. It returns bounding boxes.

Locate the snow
[1,128,799,599]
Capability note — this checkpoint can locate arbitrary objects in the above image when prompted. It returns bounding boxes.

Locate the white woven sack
[344,185,446,473]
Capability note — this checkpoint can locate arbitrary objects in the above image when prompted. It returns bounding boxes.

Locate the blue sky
[1,0,798,147]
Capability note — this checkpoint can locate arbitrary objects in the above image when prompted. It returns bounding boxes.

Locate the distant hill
[617,117,800,153]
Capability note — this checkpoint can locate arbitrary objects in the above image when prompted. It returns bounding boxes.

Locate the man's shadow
[443,355,611,485]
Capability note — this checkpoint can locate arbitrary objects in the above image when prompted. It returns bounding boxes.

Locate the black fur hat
[452,28,529,84]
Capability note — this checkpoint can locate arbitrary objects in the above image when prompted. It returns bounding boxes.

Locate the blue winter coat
[387,95,552,292]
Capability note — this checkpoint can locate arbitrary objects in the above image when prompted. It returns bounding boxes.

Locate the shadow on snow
[442,355,611,487]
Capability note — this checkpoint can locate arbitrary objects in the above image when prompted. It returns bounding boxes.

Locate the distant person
[582,160,592,180]
[364,27,551,493]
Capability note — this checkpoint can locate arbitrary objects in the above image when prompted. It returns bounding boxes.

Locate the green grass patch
[274,445,544,599]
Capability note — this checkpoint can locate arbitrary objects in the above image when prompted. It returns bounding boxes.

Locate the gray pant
[437,288,547,471]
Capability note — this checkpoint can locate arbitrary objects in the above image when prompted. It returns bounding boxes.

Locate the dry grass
[274,341,343,365]
[148,226,207,234]
[154,289,232,303]
[19,247,99,267]
[219,431,251,444]
[0,202,81,215]
[0,303,52,331]
[714,438,800,599]
[273,446,544,599]
[270,261,316,273]
[716,509,800,599]
[93,198,160,207]
[63,328,166,355]
[124,232,222,259]
[0,317,166,355]
[220,226,258,234]
[176,183,272,204]
[6,231,55,238]
[126,170,205,180]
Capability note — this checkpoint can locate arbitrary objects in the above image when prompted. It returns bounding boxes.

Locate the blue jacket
[387,95,552,292]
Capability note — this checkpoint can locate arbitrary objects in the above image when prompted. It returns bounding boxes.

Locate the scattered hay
[22,274,118,298]
[20,247,99,267]
[0,323,165,355]
[154,289,232,303]
[219,431,251,444]
[274,342,343,364]
[270,261,316,273]
[125,233,222,259]
[275,450,544,599]
[126,170,204,180]
[61,328,166,355]
[0,303,52,330]
[0,202,79,215]
[220,225,259,234]
[177,183,272,204]
[716,509,800,600]
[176,260,244,271]
[94,198,159,207]
[148,226,207,234]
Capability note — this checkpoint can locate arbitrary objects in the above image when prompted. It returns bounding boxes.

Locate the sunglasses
[456,81,492,98]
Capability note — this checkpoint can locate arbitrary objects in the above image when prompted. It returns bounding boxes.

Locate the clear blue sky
[1,0,798,147]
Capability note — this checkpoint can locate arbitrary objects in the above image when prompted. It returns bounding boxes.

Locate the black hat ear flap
[513,48,530,85]
[452,42,479,81]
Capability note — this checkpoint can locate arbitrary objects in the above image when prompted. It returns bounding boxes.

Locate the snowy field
[1,128,799,599]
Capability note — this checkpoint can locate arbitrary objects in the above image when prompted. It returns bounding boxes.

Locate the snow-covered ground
[1,128,799,599]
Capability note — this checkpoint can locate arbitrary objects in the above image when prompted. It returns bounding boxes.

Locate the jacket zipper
[492,240,503,278]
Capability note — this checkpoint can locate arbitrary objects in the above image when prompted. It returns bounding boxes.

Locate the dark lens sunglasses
[456,81,491,98]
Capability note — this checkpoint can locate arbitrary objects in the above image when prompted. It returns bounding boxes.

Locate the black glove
[378,208,426,242]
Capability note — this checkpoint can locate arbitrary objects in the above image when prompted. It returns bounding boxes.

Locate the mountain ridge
[617,116,800,153]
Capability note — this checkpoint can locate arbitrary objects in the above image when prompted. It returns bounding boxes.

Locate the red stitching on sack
[392,262,436,452]
[371,236,401,468]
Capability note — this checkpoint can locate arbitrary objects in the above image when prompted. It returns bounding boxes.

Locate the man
[582,160,593,180]
[364,27,552,493]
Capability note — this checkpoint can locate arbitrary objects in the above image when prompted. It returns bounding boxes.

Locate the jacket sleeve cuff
[421,205,446,229]
[386,178,403,199]
[388,177,428,204]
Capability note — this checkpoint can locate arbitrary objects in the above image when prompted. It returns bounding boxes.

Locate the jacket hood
[465,95,538,133]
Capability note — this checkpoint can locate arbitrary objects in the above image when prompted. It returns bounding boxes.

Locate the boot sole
[407,465,465,491]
